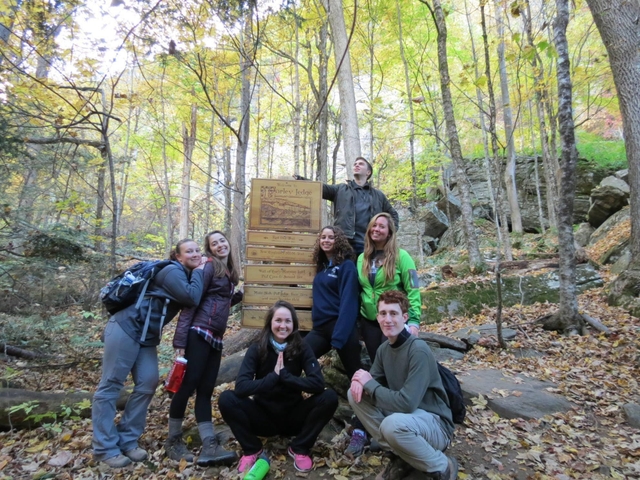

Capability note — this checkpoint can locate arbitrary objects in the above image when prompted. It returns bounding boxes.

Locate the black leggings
[360,317,386,365]
[304,320,362,379]
[169,330,222,422]
[218,389,338,455]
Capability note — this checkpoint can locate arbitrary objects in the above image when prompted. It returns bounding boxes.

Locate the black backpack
[437,363,466,424]
[100,260,173,315]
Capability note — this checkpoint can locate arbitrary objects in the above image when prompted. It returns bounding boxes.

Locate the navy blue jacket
[311,259,359,349]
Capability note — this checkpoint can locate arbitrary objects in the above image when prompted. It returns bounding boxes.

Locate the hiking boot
[432,456,458,480]
[369,438,382,453]
[288,447,313,472]
[197,435,238,466]
[344,429,367,458]
[123,447,148,462]
[165,434,195,462]
[100,454,132,468]
[375,455,414,480]
[238,450,263,473]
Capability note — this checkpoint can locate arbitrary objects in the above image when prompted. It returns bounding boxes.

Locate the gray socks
[198,422,214,441]
[168,417,184,439]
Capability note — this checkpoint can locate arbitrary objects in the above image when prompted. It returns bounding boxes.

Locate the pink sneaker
[288,447,313,472]
[238,450,262,473]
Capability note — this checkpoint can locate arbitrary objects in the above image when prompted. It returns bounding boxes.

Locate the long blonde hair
[361,212,398,285]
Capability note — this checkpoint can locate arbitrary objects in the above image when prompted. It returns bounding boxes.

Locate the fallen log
[0,344,40,360]
[0,350,248,430]
[215,349,247,386]
[418,332,468,352]
[223,329,260,357]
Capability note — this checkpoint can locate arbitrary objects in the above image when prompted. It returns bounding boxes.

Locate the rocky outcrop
[449,157,610,233]
[574,222,595,247]
[587,184,629,228]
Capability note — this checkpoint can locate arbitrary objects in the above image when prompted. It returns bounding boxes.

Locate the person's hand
[175,349,185,358]
[350,380,364,403]
[352,369,373,385]
[274,351,284,374]
[408,325,419,337]
[292,174,304,180]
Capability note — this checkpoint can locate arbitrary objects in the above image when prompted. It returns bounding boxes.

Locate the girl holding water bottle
[164,231,243,466]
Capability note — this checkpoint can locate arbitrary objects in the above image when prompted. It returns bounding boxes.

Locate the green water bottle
[243,455,270,480]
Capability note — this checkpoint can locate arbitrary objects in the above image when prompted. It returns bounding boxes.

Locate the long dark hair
[204,230,239,285]
[312,226,354,273]
[257,300,303,363]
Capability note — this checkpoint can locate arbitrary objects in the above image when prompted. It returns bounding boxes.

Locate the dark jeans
[169,330,222,423]
[218,389,338,455]
[304,320,362,379]
[360,317,386,365]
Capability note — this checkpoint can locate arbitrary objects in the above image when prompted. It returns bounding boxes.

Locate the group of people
[91,157,458,479]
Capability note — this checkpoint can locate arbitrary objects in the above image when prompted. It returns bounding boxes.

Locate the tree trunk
[100,89,118,273]
[586,0,640,312]
[522,0,556,230]
[180,104,197,240]
[323,0,360,174]
[495,0,522,233]
[422,0,484,272]
[395,0,418,209]
[160,66,173,257]
[480,3,512,262]
[232,11,253,265]
[542,0,583,334]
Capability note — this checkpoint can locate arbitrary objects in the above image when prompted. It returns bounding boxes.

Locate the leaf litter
[1,267,639,479]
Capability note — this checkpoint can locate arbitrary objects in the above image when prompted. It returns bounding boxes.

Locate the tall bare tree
[420,0,484,272]
[541,0,584,333]
[322,0,360,174]
[179,103,197,240]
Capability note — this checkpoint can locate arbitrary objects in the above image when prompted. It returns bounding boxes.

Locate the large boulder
[422,202,449,238]
[574,222,595,247]
[587,185,629,228]
[436,194,462,223]
[396,206,427,262]
[588,206,630,246]
[600,175,630,194]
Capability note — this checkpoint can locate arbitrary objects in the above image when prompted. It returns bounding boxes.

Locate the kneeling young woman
[219,300,338,474]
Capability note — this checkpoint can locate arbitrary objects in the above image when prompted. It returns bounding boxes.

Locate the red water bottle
[165,357,188,393]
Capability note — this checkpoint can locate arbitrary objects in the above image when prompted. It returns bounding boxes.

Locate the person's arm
[279,344,325,394]
[398,250,421,329]
[322,183,339,201]
[234,345,280,398]
[172,263,212,350]
[364,347,431,413]
[231,283,243,306]
[331,261,360,349]
[161,264,205,308]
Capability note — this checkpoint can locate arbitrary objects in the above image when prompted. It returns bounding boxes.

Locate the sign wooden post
[242,178,321,331]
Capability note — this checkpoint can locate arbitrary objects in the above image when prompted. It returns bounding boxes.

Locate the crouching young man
[348,290,458,480]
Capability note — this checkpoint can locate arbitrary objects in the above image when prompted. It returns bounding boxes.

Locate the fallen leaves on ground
[1,266,640,479]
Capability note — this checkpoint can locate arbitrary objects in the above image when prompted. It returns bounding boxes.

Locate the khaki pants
[348,390,450,474]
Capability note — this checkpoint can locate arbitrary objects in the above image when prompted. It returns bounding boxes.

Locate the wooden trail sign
[246,231,317,248]
[244,286,313,307]
[246,246,314,264]
[249,179,322,232]
[244,265,315,285]
[242,308,312,330]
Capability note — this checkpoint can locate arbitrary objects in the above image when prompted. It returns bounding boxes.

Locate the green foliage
[381,149,444,205]
[576,131,627,169]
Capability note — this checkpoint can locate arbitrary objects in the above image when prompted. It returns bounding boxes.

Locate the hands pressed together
[274,351,285,375]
